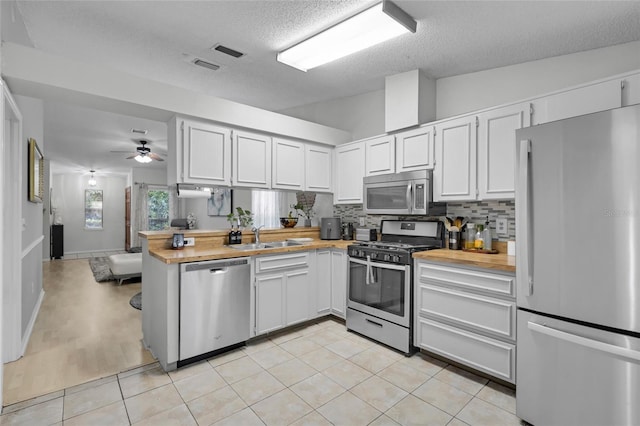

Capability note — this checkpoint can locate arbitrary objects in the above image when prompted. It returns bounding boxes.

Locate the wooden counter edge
[413,249,516,273]
[149,239,354,264]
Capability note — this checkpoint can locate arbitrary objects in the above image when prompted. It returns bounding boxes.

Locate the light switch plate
[496,218,508,235]
[184,237,195,246]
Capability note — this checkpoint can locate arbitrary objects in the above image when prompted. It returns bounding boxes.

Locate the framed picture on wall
[207,188,232,216]
[28,138,44,203]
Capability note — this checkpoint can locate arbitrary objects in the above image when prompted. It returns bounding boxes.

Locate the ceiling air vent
[193,58,220,71]
[212,44,244,58]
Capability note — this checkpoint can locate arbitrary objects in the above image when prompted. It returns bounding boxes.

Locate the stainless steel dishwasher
[179,257,250,361]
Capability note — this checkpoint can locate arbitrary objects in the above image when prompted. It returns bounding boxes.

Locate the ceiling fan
[113,139,164,163]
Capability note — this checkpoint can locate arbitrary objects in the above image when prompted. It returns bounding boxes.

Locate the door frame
[1,79,24,406]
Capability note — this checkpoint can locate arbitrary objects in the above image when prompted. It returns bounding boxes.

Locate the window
[251,190,286,228]
[85,189,103,229]
[147,188,169,230]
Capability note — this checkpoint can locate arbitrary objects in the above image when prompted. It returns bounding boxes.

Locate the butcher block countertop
[413,243,516,273]
[139,227,352,264]
[140,227,515,272]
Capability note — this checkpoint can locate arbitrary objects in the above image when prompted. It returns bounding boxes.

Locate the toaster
[355,227,377,241]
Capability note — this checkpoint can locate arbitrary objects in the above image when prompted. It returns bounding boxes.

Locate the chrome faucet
[251,225,265,245]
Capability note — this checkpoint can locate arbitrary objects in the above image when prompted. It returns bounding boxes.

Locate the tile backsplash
[333,200,515,241]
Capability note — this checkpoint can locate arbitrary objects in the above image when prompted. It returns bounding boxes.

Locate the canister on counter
[449,230,460,250]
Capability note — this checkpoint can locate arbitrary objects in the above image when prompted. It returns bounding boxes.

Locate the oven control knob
[383,254,390,262]
[392,255,401,263]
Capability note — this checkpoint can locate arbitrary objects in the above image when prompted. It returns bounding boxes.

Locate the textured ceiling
[6,0,640,174]
[14,0,640,112]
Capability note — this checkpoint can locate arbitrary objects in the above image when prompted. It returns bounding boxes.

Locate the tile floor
[1,318,524,425]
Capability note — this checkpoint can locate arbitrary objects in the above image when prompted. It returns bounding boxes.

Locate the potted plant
[226,207,253,229]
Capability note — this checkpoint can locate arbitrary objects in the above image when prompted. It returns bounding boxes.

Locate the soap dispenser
[483,216,492,251]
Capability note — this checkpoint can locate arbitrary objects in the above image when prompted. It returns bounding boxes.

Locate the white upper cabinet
[434,116,478,202]
[334,141,365,204]
[532,79,622,125]
[396,126,435,173]
[272,137,305,191]
[181,119,232,186]
[477,103,531,200]
[305,144,333,193]
[365,135,395,176]
[233,130,272,188]
[622,72,640,107]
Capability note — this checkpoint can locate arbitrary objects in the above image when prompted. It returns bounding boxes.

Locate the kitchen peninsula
[139,227,352,371]
[140,227,516,382]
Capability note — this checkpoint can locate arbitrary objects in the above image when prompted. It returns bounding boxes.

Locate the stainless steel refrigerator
[515,104,640,426]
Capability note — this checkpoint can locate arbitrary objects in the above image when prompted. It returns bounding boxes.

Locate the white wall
[280,90,385,141]
[279,41,640,140]
[51,173,127,253]
[14,94,43,338]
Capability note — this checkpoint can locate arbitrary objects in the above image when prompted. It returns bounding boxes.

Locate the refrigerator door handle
[516,139,533,296]
[528,322,640,362]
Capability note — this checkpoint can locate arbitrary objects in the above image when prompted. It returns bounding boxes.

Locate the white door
[255,274,285,334]
[233,131,272,188]
[434,116,478,201]
[272,137,304,191]
[305,144,332,192]
[365,135,395,176]
[396,126,435,172]
[334,142,365,204]
[315,250,331,316]
[285,269,310,326]
[182,120,231,185]
[477,103,531,200]
[330,250,347,318]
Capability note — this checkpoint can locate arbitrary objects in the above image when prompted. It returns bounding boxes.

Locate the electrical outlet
[496,218,508,235]
[184,237,195,246]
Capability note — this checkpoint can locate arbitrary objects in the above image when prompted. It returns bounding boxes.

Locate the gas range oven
[346,220,444,354]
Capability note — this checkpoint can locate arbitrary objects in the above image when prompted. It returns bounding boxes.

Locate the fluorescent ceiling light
[135,154,152,164]
[277,0,416,72]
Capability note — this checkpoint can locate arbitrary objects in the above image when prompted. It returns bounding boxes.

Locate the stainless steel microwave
[363,170,445,216]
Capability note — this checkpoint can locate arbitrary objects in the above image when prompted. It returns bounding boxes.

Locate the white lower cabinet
[315,249,347,319]
[255,252,311,335]
[414,260,517,383]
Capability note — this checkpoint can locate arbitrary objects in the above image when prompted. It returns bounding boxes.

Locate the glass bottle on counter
[464,223,476,249]
[474,224,484,249]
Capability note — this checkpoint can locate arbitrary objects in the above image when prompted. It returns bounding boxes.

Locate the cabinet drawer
[417,318,516,383]
[417,284,516,341]
[255,252,309,273]
[417,263,515,298]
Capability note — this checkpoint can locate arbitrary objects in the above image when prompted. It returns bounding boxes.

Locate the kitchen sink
[228,243,270,250]
[228,240,303,250]
[264,240,303,248]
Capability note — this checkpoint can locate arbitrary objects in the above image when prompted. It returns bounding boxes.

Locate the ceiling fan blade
[148,153,164,161]
[125,154,138,159]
